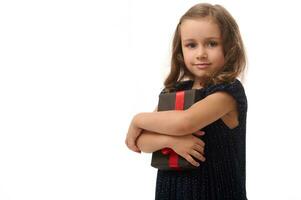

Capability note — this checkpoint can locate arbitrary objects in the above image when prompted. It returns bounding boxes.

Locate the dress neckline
[186,80,205,91]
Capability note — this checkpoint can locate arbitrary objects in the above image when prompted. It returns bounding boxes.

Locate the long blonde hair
[163,3,247,92]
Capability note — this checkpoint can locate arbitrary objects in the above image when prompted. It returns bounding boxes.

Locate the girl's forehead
[180,18,221,41]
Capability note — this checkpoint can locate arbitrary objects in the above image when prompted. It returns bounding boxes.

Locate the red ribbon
[161,91,185,170]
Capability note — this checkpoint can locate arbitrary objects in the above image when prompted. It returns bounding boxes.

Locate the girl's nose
[196,47,208,59]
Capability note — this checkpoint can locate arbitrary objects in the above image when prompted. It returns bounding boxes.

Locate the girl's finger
[194,130,205,136]
[127,142,141,153]
[195,138,205,147]
[193,144,205,155]
[191,149,206,162]
[184,154,200,167]
[133,145,141,153]
[134,149,141,153]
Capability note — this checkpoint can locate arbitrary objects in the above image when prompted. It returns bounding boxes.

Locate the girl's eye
[185,41,218,49]
[208,41,218,47]
[186,43,196,48]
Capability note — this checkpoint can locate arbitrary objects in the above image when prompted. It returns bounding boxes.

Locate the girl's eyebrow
[183,37,220,42]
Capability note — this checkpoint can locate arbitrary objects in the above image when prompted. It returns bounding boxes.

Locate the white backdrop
[0,0,300,199]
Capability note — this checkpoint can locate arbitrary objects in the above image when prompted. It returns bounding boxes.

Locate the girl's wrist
[165,135,177,149]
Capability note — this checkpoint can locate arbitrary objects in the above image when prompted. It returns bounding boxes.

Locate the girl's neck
[191,79,204,89]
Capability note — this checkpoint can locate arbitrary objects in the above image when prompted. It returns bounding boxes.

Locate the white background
[0,0,300,199]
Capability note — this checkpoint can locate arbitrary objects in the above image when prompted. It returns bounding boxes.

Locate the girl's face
[180,18,225,86]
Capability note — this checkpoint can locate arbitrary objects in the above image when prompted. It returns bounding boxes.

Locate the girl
[125,3,248,200]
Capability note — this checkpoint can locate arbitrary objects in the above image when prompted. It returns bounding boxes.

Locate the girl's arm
[136,129,206,167]
[134,92,237,135]
[136,107,179,153]
[134,107,206,166]
[136,106,200,153]
[136,130,172,153]
[136,107,173,153]
[133,110,188,136]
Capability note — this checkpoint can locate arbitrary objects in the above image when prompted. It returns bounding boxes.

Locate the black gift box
[151,89,202,171]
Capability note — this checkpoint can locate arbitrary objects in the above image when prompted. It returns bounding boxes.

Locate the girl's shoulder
[205,78,248,113]
[205,78,246,97]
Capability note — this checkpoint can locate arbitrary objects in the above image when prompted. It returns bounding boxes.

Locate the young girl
[125,3,248,200]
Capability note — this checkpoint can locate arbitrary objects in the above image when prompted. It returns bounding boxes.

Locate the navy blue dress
[155,78,248,200]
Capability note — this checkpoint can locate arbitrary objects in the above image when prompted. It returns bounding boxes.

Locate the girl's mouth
[194,64,211,69]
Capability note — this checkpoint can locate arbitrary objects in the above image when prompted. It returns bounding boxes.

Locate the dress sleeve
[205,79,248,120]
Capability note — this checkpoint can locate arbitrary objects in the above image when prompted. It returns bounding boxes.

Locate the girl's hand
[170,130,206,167]
[125,118,143,153]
